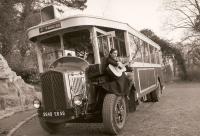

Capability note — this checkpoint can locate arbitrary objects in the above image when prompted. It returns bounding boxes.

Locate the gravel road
[11,81,200,136]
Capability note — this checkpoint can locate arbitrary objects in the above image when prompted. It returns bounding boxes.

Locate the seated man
[86,53,94,64]
[101,48,131,96]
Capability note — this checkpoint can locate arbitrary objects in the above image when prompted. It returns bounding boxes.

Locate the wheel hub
[115,98,126,126]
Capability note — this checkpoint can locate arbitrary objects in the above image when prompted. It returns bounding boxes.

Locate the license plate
[42,111,66,117]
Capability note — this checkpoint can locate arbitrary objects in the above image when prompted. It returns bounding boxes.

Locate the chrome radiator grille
[41,71,67,110]
[68,72,86,97]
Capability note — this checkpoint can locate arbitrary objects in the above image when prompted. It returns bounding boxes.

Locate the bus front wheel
[102,94,127,135]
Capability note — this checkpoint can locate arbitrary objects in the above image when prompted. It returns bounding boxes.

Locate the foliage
[15,68,40,84]
[187,40,200,66]
[0,1,19,56]
[187,66,200,81]
[0,0,87,56]
[192,47,200,65]
[52,0,87,10]
[0,0,87,82]
[141,29,188,79]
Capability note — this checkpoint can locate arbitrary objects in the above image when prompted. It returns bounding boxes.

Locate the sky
[62,0,184,42]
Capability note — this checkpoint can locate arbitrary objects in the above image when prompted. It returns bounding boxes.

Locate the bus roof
[27,15,160,49]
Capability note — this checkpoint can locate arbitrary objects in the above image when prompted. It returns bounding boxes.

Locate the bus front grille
[41,71,67,110]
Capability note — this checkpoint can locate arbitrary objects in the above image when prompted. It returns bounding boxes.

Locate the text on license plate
[43,111,65,117]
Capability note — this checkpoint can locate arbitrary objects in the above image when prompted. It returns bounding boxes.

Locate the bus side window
[141,41,149,63]
[129,34,142,62]
[149,45,155,64]
[158,50,161,64]
[143,42,150,63]
[134,43,142,62]
[155,49,160,64]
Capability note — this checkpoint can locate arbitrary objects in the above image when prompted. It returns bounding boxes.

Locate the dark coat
[101,56,131,96]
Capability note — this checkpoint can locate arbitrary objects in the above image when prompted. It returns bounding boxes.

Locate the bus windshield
[39,29,94,71]
[63,29,93,58]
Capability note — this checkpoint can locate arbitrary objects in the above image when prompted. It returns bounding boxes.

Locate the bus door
[94,27,116,58]
[90,27,116,75]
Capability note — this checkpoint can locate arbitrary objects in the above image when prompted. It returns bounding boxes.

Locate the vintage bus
[30,5,164,135]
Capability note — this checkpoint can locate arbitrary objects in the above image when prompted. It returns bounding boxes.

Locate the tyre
[151,81,161,102]
[128,89,136,112]
[146,93,152,102]
[39,119,64,134]
[102,94,127,135]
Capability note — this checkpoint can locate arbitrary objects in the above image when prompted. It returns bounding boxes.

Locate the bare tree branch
[194,0,200,14]
[174,8,195,26]
[182,5,198,15]
[187,0,196,7]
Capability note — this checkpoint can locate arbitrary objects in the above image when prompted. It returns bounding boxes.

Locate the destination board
[39,22,61,33]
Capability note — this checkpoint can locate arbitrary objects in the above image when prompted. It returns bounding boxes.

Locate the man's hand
[118,66,122,69]
[117,62,123,69]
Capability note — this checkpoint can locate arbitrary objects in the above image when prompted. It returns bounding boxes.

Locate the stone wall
[0,54,37,110]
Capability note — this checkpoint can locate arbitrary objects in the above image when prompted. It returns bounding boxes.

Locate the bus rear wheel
[151,81,161,102]
[102,94,127,135]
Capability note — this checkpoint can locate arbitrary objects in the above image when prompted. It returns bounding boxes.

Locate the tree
[186,39,200,66]
[51,0,87,10]
[0,0,87,82]
[164,0,200,67]
[0,0,87,56]
[164,0,200,33]
[0,1,20,56]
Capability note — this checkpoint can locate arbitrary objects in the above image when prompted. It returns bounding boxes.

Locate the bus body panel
[128,65,163,99]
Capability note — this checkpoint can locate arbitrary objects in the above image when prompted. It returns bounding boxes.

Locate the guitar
[107,61,129,77]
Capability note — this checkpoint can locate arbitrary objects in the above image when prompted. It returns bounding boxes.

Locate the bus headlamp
[33,99,41,109]
[73,95,82,106]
